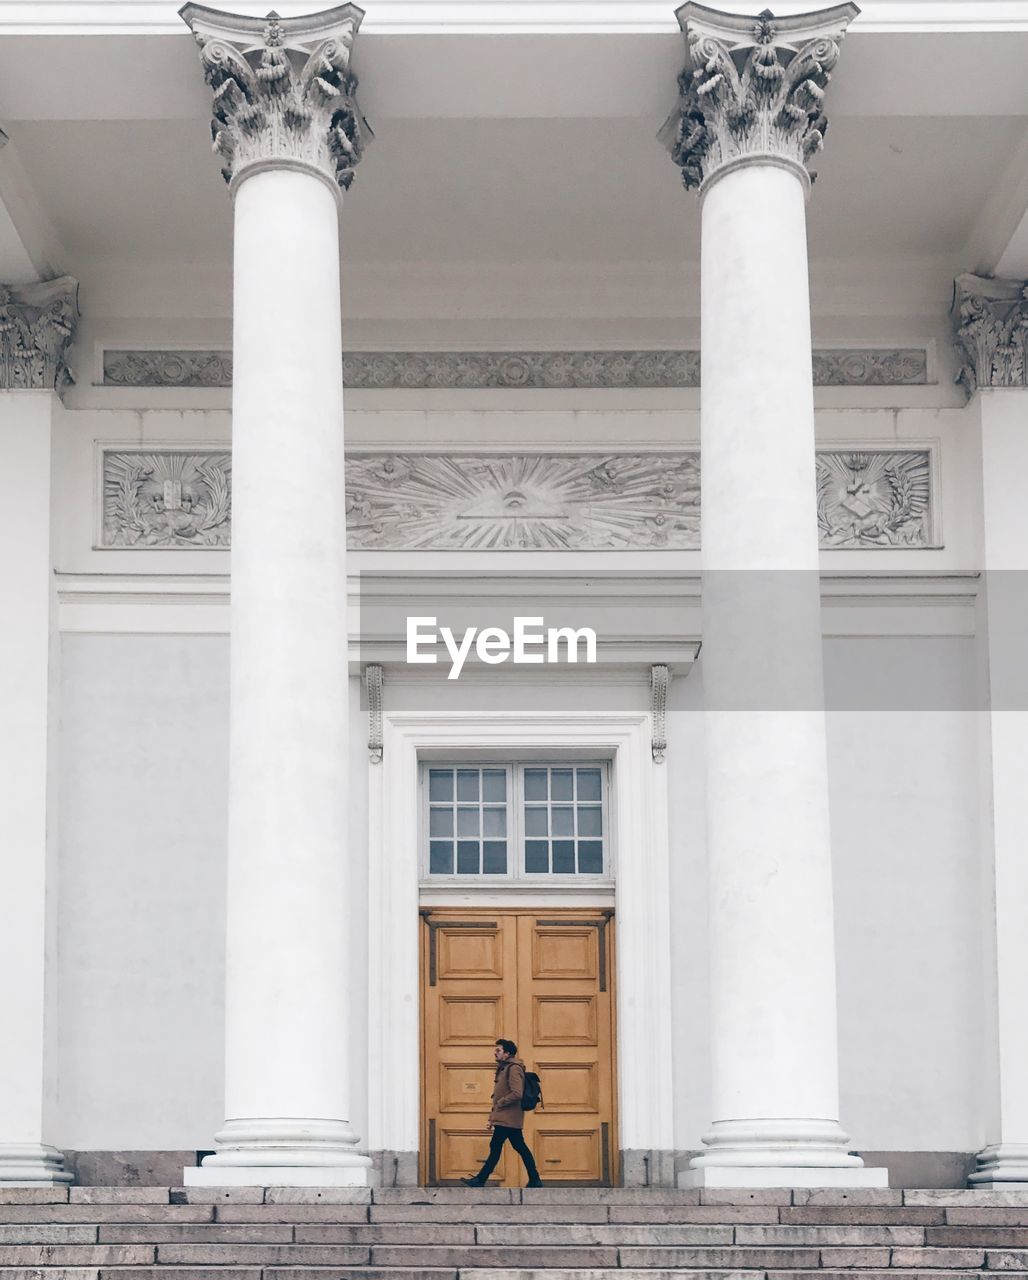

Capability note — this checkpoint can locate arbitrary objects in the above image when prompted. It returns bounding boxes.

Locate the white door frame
[366,710,675,1171]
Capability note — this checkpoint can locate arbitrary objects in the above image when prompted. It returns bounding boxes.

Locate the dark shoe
[460,1176,486,1187]
[526,1178,543,1188]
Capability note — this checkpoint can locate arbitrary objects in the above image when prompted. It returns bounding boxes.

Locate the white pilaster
[180,3,371,1186]
[956,277,1028,1187]
[663,2,885,1188]
[0,391,70,1186]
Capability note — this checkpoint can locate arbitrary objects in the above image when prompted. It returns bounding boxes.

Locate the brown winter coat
[488,1057,527,1129]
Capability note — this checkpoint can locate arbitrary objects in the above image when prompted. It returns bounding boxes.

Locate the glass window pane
[525,806,549,837]
[429,807,454,837]
[457,806,480,836]
[457,841,480,874]
[429,840,453,874]
[456,769,479,802]
[483,841,507,874]
[429,769,453,802]
[552,839,575,873]
[577,768,602,801]
[551,769,573,801]
[552,806,574,836]
[578,841,603,874]
[578,806,602,837]
[482,769,506,802]
[524,768,548,801]
[483,806,506,837]
[525,840,549,873]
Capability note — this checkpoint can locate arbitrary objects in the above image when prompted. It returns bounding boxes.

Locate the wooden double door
[420,907,617,1186]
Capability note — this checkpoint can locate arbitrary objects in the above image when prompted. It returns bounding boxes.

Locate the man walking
[461,1038,542,1188]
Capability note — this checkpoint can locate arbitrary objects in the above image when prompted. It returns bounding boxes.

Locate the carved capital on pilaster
[953,272,1028,396]
[179,3,371,198]
[650,664,671,763]
[0,276,79,391]
[365,663,383,764]
[660,2,859,195]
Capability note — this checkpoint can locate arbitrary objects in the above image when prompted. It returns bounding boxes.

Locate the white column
[663,2,885,1188]
[954,277,1028,1187]
[0,279,78,1186]
[181,3,371,1186]
[0,392,68,1186]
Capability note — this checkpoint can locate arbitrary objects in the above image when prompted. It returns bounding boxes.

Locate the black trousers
[476,1124,539,1182]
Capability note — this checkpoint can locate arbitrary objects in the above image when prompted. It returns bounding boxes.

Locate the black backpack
[521,1070,543,1111]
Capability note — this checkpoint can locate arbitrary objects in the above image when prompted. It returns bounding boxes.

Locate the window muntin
[427,766,508,875]
[423,762,609,881]
[523,765,604,875]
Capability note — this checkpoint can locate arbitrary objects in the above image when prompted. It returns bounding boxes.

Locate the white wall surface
[50,397,989,1154]
[826,641,985,1154]
[57,634,229,1149]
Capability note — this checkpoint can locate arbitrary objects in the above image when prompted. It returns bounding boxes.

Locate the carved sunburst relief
[345,453,701,550]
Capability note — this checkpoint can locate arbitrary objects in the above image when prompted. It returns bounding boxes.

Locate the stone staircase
[3,1185,1028,1280]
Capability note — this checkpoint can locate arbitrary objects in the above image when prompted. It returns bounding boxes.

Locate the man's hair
[495,1038,518,1057]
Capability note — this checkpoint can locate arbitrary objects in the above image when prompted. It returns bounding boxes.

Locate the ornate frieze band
[660,2,859,193]
[99,446,937,552]
[101,347,928,389]
[180,2,369,195]
[953,273,1028,395]
[0,276,79,390]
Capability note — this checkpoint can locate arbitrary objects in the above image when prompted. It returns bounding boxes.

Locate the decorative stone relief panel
[346,453,700,550]
[98,446,937,551]
[815,450,934,547]
[101,347,928,389]
[101,449,232,548]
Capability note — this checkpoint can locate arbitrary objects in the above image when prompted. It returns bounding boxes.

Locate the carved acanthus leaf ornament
[661,2,859,193]
[180,3,370,195]
[953,273,1028,395]
[0,276,79,391]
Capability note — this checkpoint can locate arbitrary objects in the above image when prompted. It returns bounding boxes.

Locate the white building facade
[1,0,1027,1193]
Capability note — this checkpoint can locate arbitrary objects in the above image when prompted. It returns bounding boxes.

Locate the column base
[679,1118,888,1188]
[679,1165,889,1188]
[0,1144,73,1186]
[969,1144,1028,1187]
[183,1118,372,1188]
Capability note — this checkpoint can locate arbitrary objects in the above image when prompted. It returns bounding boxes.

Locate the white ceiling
[0,25,1025,327]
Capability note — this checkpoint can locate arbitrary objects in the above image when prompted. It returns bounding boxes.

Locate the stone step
[4,1188,1028,1209]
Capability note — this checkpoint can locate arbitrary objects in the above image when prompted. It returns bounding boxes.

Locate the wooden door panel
[533,1059,599,1111]
[532,994,598,1045]
[436,1123,504,1184]
[534,1125,604,1181]
[532,926,598,979]
[439,1062,498,1111]
[439,994,506,1044]
[423,908,615,1187]
[437,927,505,980]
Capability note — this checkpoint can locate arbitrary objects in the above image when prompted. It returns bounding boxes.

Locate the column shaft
[186,167,368,1185]
[662,0,883,1187]
[701,164,840,1129]
[181,2,370,1187]
[968,388,1028,1187]
[0,393,70,1186]
[687,163,867,1182]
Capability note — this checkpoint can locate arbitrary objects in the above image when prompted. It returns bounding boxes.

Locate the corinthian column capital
[660,2,859,195]
[954,272,1028,396]
[179,3,371,198]
[0,276,78,391]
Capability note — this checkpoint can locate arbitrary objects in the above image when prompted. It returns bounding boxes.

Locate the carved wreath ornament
[184,6,368,193]
[663,4,857,191]
[103,452,232,548]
